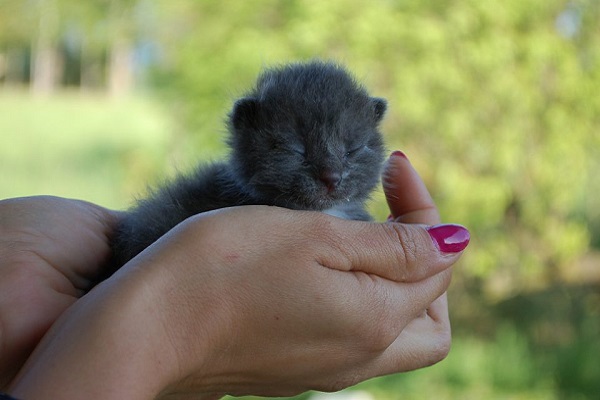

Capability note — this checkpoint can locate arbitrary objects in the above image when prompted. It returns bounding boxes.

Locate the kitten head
[227,61,387,211]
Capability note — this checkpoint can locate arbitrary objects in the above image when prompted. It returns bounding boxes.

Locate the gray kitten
[108,61,387,273]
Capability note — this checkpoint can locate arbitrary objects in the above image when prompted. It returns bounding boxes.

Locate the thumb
[383,151,439,225]
[314,218,470,283]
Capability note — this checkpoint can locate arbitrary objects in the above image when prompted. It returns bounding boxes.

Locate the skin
[0,196,120,389]
[1,153,465,399]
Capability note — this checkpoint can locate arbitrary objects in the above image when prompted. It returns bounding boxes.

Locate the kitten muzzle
[318,170,342,193]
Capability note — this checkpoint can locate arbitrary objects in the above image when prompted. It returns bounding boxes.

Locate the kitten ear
[231,97,260,130]
[371,97,387,123]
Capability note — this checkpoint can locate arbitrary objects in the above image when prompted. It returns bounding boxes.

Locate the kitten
[109,61,387,271]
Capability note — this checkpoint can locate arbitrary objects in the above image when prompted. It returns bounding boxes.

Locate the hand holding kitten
[6,152,469,399]
[109,61,388,271]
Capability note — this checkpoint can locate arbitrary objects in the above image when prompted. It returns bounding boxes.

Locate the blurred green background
[1,0,599,399]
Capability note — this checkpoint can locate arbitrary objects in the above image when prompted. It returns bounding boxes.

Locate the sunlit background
[1,1,599,399]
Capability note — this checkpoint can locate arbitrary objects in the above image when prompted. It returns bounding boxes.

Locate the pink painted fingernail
[427,224,470,253]
[391,150,408,159]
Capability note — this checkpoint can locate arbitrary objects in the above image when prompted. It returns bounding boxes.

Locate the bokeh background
[1,0,599,399]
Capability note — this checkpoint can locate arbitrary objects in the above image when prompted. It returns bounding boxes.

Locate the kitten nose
[319,170,342,192]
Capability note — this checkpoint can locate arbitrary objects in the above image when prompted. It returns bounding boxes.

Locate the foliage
[0,90,173,208]
[1,83,598,400]
[1,0,599,398]
[147,0,600,300]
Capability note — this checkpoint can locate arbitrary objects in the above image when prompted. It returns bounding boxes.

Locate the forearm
[7,273,200,400]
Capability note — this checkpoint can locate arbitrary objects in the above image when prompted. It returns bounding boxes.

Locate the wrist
[109,235,234,399]
[8,267,188,399]
[136,232,236,398]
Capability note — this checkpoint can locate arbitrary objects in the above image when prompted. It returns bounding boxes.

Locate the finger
[386,294,451,372]
[425,292,450,325]
[312,215,468,283]
[382,151,440,225]
[316,286,452,390]
[367,265,452,325]
[366,292,451,377]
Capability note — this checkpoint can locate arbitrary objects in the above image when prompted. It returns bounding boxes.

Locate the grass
[1,89,183,209]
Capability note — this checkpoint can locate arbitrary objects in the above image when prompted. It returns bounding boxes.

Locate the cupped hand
[0,196,119,388]
[161,152,463,397]
[9,153,469,400]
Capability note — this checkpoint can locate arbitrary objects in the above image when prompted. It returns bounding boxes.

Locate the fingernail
[391,150,408,160]
[427,224,470,253]
[387,214,394,221]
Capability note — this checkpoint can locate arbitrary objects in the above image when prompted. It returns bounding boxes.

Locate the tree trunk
[108,38,134,97]
[107,0,134,97]
[31,0,60,96]
[80,40,102,92]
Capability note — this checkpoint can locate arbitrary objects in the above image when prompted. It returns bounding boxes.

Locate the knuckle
[353,283,401,352]
[317,374,364,393]
[306,212,342,244]
[428,336,452,366]
[382,223,420,281]
[424,323,452,367]
[306,211,334,230]
[435,319,453,356]
[305,213,354,267]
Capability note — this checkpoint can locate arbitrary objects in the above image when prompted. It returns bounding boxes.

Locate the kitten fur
[109,60,387,272]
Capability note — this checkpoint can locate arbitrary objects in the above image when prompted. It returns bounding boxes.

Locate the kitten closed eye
[288,144,306,156]
[345,144,366,157]
[272,141,305,156]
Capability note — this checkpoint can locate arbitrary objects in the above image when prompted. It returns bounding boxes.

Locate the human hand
[0,196,119,388]
[9,153,469,399]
